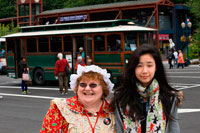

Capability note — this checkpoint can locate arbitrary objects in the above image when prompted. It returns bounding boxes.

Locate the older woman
[40,65,115,133]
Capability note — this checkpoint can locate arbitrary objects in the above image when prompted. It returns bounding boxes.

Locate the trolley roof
[3,25,156,38]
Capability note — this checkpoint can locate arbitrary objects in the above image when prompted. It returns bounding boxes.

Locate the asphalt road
[0,63,200,133]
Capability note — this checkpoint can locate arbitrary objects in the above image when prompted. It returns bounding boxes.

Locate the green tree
[63,0,191,8]
[64,0,136,8]
[171,0,190,4]
[0,0,16,19]
[43,0,66,11]
[187,0,200,59]
[0,21,19,37]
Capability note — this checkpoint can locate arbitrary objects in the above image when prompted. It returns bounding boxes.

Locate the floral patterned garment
[122,79,166,133]
[40,96,116,133]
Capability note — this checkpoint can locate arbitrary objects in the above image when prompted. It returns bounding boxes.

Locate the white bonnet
[70,65,114,92]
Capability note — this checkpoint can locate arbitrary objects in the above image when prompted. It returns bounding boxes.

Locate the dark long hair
[111,44,177,121]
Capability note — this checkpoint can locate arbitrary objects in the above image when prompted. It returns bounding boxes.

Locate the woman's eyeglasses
[79,82,99,88]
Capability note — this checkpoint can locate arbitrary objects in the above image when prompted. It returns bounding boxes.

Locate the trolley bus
[3,19,156,85]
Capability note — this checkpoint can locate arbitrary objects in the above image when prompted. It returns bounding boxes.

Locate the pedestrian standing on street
[18,57,30,95]
[173,49,178,67]
[55,53,71,95]
[184,57,191,67]
[0,58,2,72]
[79,47,85,60]
[167,49,174,69]
[111,44,181,133]
[178,50,184,69]
[0,48,5,57]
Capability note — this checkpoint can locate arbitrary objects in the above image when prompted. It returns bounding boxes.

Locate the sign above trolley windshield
[60,15,87,22]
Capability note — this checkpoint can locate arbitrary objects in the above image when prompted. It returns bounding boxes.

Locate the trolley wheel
[33,69,45,85]
[0,66,7,75]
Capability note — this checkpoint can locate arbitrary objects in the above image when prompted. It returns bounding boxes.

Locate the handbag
[22,73,30,81]
[25,79,32,85]
[65,65,71,74]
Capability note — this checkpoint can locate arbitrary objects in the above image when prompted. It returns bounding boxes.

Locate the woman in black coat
[18,57,30,95]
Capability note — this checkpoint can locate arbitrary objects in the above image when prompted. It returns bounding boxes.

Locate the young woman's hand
[176,91,184,106]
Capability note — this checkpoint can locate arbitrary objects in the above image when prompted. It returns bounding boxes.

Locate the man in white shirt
[173,50,178,67]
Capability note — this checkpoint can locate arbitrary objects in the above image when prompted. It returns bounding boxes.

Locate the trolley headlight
[126,59,129,64]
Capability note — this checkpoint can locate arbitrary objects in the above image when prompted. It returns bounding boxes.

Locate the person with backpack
[167,49,174,69]
[173,49,178,67]
[55,53,71,95]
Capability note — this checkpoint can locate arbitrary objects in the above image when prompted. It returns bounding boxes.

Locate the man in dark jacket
[18,57,30,94]
[167,49,174,69]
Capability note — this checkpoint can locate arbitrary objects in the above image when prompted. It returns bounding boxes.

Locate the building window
[32,4,40,15]
[19,5,29,16]
[139,32,154,46]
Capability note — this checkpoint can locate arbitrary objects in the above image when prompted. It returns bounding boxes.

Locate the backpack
[65,63,71,74]
[171,53,175,59]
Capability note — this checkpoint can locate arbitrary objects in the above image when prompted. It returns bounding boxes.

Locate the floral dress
[40,96,116,133]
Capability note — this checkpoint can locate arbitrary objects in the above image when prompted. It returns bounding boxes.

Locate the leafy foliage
[43,0,66,11]
[63,0,136,8]
[189,43,199,59]
[171,0,190,4]
[186,0,200,59]
[0,21,19,37]
[0,0,16,19]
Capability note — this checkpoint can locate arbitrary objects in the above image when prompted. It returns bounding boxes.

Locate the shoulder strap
[115,102,125,133]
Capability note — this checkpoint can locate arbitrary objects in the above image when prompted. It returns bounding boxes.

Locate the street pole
[181,16,192,59]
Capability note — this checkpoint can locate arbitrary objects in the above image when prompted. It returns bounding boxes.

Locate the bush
[188,43,199,59]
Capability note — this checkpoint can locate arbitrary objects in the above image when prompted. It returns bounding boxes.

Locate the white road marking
[176,84,200,90]
[0,81,20,85]
[166,72,200,73]
[1,83,200,92]
[1,93,200,114]
[0,86,59,90]
[178,109,200,113]
[170,83,199,85]
[0,93,61,99]
[167,76,200,78]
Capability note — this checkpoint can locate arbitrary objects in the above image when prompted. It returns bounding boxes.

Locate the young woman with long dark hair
[111,44,181,133]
